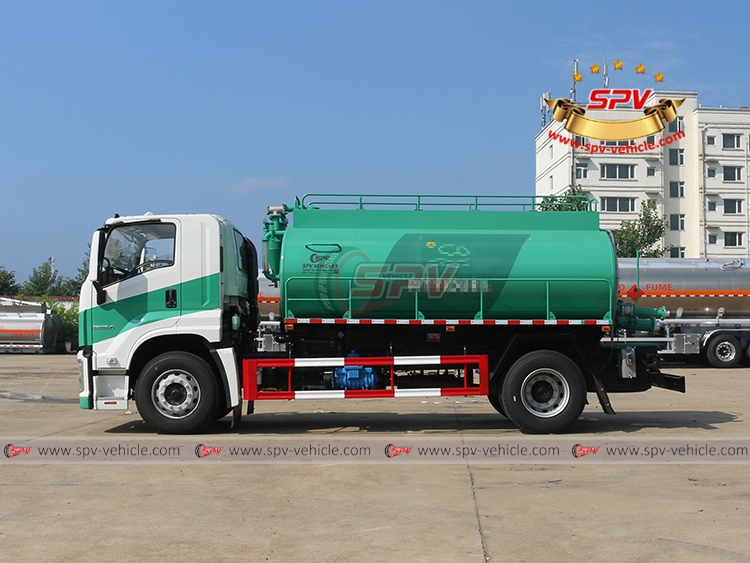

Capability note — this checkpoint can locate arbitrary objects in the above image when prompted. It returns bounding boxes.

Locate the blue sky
[2,0,749,281]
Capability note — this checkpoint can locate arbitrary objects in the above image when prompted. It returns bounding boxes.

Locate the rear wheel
[706,334,742,368]
[501,350,586,434]
[135,352,218,434]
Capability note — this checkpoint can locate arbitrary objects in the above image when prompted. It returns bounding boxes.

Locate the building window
[549,175,553,192]
[647,135,655,144]
[549,145,553,159]
[708,201,717,212]
[670,247,686,258]
[707,136,716,146]
[574,135,587,146]
[600,140,633,146]
[725,199,743,214]
[600,164,635,179]
[670,214,685,231]
[669,181,685,198]
[723,134,742,149]
[575,163,588,179]
[669,148,685,166]
[725,232,744,247]
[724,166,742,181]
[601,197,636,212]
[708,168,716,178]
[709,234,717,245]
[647,167,656,177]
[668,117,684,133]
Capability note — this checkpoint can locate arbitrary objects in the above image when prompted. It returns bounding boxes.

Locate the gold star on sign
[590,63,600,74]
[613,59,624,70]
[635,63,646,74]
[573,72,583,83]
[654,71,665,83]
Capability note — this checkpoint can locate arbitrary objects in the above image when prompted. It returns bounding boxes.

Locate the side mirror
[92,281,107,305]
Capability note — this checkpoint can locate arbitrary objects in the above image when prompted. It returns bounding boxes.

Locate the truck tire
[487,381,506,417]
[500,350,586,434]
[135,352,219,434]
[214,404,233,420]
[706,334,742,368]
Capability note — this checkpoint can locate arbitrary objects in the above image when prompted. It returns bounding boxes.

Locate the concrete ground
[1,354,749,562]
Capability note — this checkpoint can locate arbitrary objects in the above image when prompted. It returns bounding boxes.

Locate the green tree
[55,300,79,347]
[614,200,668,257]
[21,258,72,296]
[539,185,590,211]
[0,267,20,295]
[20,247,92,297]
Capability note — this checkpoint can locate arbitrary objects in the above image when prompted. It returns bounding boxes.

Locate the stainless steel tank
[0,298,60,352]
[618,258,750,318]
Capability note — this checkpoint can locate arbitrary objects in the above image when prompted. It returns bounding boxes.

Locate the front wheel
[135,352,219,434]
[706,334,742,368]
[500,350,586,434]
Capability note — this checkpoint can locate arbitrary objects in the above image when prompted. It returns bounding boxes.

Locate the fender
[210,347,241,408]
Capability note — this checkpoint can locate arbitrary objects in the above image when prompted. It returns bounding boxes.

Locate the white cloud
[223,175,292,193]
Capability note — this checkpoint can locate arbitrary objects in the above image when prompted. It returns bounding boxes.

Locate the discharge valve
[616,302,667,334]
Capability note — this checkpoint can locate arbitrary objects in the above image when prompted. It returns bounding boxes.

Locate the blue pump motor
[332,351,378,390]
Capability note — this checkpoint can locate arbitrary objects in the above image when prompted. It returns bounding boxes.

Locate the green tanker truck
[78,193,683,434]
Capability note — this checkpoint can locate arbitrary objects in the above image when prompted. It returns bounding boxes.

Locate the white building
[535,90,750,259]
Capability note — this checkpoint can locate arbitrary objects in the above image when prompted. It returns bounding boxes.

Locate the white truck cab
[78,213,258,433]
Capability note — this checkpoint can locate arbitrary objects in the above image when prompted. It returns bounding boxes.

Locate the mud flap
[590,370,616,415]
[650,371,686,393]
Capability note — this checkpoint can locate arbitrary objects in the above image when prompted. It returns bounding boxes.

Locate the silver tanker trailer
[619,258,750,368]
[0,298,61,353]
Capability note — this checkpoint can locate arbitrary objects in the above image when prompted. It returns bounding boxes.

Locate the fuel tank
[271,195,617,321]
[0,298,60,352]
[618,258,750,318]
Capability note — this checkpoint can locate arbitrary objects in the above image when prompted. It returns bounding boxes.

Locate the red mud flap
[650,372,686,393]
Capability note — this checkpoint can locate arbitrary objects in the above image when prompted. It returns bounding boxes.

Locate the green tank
[263,194,617,322]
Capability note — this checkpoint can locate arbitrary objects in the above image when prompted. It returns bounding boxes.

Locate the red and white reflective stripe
[284,318,609,326]
[252,354,478,368]
[0,344,42,349]
[241,354,490,401]
[286,388,467,399]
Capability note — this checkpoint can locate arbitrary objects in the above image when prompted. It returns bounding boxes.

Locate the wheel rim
[716,341,737,363]
[152,370,201,419]
[520,368,570,418]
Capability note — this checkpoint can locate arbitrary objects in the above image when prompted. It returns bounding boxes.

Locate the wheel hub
[153,371,200,419]
[530,380,554,404]
[716,342,737,362]
[520,369,570,418]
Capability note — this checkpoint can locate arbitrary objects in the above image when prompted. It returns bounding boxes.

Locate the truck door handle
[166,289,177,309]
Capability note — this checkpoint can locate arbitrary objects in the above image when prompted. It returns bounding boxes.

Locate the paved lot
[1,354,750,562]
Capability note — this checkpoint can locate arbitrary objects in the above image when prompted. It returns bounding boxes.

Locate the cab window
[101,223,176,285]
[234,230,247,272]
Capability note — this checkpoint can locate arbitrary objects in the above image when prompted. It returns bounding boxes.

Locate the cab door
[90,220,181,369]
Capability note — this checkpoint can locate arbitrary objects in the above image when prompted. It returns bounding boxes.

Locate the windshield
[101,223,176,284]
